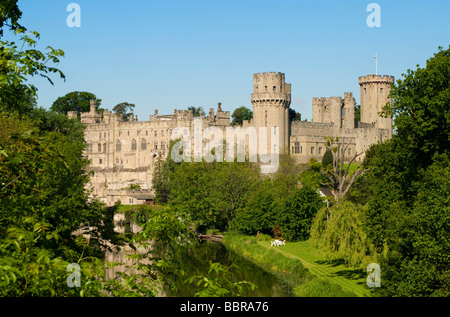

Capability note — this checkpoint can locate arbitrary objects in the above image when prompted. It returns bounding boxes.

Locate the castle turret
[251,72,291,153]
[90,99,96,113]
[359,74,394,132]
[343,92,356,129]
[329,96,342,129]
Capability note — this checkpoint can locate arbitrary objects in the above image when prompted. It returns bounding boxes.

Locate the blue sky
[12,0,450,121]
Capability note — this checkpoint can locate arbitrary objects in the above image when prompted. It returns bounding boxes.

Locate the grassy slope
[258,240,372,297]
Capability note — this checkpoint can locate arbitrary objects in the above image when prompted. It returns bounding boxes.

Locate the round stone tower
[251,72,291,153]
[359,74,395,131]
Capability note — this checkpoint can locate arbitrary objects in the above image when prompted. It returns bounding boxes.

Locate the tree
[231,106,253,126]
[309,201,376,267]
[376,154,450,296]
[0,30,65,114]
[167,160,259,232]
[0,0,24,36]
[354,104,361,122]
[113,102,135,121]
[152,139,181,204]
[362,47,450,297]
[289,108,301,122]
[0,2,200,297]
[50,91,101,116]
[321,149,333,169]
[381,45,450,172]
[278,185,325,241]
[363,46,450,250]
[230,179,277,236]
[210,162,259,230]
[188,106,203,117]
[271,153,301,202]
[309,137,370,203]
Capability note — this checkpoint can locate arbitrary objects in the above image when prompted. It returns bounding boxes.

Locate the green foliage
[0,29,65,115]
[321,149,333,168]
[383,46,450,171]
[123,183,141,190]
[298,166,327,189]
[375,153,450,297]
[168,161,259,232]
[231,106,253,126]
[188,106,203,117]
[354,104,361,122]
[271,153,301,200]
[186,262,256,297]
[0,0,23,36]
[0,29,65,91]
[152,139,180,204]
[309,137,369,203]
[0,2,201,297]
[278,185,325,241]
[289,108,301,122]
[113,102,135,121]
[104,207,195,296]
[231,179,277,236]
[50,91,101,116]
[310,201,377,267]
[355,47,450,297]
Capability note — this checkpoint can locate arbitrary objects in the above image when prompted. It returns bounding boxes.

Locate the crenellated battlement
[253,72,285,79]
[252,72,291,96]
[359,74,395,85]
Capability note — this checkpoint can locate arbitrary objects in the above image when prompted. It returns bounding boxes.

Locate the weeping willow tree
[309,201,378,268]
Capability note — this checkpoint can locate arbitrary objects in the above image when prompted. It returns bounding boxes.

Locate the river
[106,217,292,297]
[164,240,293,297]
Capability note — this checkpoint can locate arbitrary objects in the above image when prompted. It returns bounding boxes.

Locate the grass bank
[258,239,372,297]
[223,232,358,297]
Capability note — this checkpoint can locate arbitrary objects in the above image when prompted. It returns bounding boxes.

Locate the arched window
[141,139,147,150]
[98,143,102,152]
[103,143,106,153]
[131,139,137,151]
[116,140,121,152]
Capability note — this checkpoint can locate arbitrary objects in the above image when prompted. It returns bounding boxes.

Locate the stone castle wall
[77,72,393,205]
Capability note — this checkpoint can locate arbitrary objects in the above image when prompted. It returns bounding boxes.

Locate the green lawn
[343,163,359,175]
[117,204,138,212]
[258,240,372,297]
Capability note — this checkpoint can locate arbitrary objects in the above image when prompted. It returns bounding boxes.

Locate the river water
[106,217,292,297]
[164,240,293,297]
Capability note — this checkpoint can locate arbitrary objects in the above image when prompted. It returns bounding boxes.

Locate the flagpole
[375,53,378,75]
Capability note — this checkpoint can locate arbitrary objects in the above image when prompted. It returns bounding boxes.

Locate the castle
[71,72,394,206]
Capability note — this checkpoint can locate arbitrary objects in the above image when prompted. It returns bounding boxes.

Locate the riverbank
[222,232,362,297]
